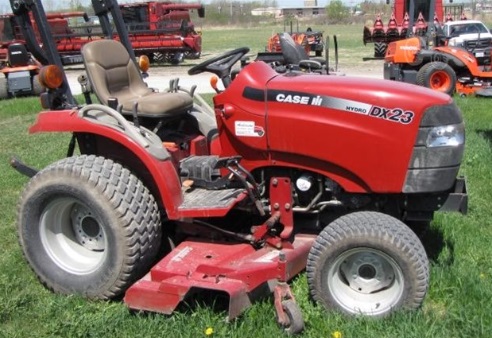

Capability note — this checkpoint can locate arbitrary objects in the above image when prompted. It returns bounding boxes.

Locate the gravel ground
[65,56,384,96]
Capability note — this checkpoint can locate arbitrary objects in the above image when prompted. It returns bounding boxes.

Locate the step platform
[177,186,247,218]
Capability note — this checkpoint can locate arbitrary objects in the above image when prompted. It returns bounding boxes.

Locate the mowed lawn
[1,24,492,338]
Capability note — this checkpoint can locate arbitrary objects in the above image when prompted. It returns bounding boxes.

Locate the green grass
[1,26,492,338]
[175,24,375,71]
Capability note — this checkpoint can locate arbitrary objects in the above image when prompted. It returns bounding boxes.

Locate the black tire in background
[17,155,161,299]
[0,76,9,99]
[307,211,429,317]
[374,42,387,58]
[416,61,457,96]
[32,74,45,95]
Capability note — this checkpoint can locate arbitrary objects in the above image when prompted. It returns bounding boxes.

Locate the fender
[29,109,185,219]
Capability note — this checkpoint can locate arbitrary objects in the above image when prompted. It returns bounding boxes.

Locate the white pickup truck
[442,20,492,65]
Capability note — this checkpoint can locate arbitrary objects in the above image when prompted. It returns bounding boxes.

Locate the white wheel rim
[39,197,107,275]
[327,247,404,315]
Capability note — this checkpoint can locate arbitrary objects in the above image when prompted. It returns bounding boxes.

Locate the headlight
[448,39,463,47]
[426,124,465,147]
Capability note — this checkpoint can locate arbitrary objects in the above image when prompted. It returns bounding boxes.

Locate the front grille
[465,38,491,49]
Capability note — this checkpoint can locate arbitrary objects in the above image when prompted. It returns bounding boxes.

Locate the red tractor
[10,0,467,334]
[0,42,44,99]
[267,21,325,57]
[1,13,45,98]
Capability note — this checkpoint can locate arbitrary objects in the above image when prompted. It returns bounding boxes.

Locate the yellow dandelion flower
[480,273,486,279]
[332,331,342,338]
[205,327,214,336]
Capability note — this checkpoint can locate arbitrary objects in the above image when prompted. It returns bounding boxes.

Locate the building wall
[304,0,318,7]
[281,7,325,17]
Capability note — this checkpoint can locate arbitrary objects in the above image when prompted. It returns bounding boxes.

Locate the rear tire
[374,42,387,58]
[416,61,456,96]
[307,211,429,317]
[17,155,161,299]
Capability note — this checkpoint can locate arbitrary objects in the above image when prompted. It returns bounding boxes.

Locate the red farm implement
[363,0,465,58]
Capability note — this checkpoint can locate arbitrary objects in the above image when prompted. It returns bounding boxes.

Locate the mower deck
[124,234,316,320]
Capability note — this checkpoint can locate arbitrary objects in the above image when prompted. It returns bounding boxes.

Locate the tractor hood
[215,61,462,193]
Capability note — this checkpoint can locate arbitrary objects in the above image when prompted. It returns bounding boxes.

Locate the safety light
[39,65,63,89]
[210,76,219,92]
[138,55,150,73]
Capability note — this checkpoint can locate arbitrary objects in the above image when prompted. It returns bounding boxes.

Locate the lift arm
[9,0,75,105]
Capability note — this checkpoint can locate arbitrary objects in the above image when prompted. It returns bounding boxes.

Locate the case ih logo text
[369,106,414,124]
[243,87,414,125]
[276,94,323,106]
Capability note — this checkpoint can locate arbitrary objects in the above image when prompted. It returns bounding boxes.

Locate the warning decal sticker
[235,121,265,137]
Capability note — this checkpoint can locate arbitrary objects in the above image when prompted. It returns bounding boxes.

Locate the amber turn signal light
[210,76,219,92]
[39,65,63,89]
[138,55,150,73]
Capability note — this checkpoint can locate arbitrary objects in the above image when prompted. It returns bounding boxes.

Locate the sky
[0,0,478,14]
[0,0,365,14]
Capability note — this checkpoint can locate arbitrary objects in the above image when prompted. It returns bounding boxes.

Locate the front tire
[307,211,429,317]
[280,300,304,335]
[17,155,161,299]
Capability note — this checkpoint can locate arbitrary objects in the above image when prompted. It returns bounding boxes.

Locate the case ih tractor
[384,0,492,96]
[10,0,467,334]
[363,0,463,58]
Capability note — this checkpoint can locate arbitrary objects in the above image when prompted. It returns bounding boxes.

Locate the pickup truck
[442,20,492,65]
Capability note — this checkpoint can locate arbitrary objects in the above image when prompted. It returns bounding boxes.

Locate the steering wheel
[188,47,250,87]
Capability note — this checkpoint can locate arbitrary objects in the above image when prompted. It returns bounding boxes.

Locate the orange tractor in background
[363,0,464,58]
[384,0,492,97]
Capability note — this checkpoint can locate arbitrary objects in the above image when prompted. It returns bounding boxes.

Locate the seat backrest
[279,32,309,65]
[8,43,30,67]
[81,39,152,106]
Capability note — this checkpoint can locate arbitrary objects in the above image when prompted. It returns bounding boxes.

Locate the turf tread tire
[17,155,161,299]
[306,211,429,316]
